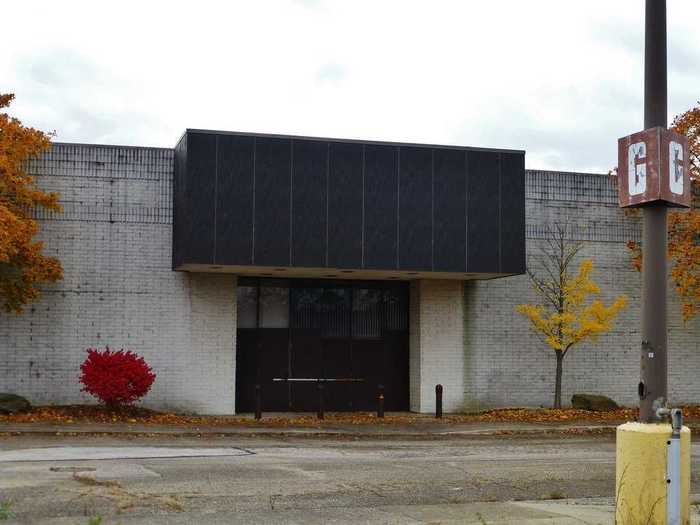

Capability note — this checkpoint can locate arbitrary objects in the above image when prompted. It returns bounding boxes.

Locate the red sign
[618,127,690,208]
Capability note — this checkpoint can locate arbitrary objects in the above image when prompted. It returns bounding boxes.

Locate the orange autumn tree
[0,93,62,313]
[627,103,700,321]
[517,225,627,408]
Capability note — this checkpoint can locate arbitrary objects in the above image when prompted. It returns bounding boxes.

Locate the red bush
[79,347,156,407]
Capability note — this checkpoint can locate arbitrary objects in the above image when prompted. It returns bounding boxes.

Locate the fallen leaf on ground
[2,404,698,427]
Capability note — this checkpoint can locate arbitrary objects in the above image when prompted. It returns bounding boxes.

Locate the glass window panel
[320,288,350,337]
[352,289,383,337]
[385,288,408,331]
[260,287,289,328]
[237,286,258,329]
[291,288,323,330]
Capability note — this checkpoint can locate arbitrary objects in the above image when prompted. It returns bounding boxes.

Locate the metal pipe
[272,378,364,382]
[666,409,682,524]
[639,0,668,424]
[644,0,667,131]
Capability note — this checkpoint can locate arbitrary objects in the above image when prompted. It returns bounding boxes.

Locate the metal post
[377,384,385,418]
[435,384,443,419]
[317,380,325,420]
[254,384,262,420]
[639,0,668,423]
[667,409,682,524]
[616,4,690,523]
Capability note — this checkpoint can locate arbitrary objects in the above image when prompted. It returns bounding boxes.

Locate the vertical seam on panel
[326,142,330,268]
[431,149,435,271]
[397,147,401,269]
[465,150,469,272]
[362,145,366,269]
[290,140,294,266]
[498,153,502,273]
[252,137,256,265]
[213,136,219,264]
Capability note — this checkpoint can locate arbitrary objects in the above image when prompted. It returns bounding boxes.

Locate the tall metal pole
[616,5,690,522]
[639,0,668,423]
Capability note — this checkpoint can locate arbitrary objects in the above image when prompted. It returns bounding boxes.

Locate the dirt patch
[71,472,183,512]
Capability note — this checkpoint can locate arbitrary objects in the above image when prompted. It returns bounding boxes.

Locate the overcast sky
[3,1,699,172]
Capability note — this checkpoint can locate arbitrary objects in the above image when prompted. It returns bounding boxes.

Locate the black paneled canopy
[173,129,525,279]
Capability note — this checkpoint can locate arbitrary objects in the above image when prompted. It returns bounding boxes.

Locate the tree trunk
[554,350,564,409]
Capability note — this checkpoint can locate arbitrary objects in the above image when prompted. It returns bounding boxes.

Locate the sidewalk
[470,498,700,525]
[12,498,700,524]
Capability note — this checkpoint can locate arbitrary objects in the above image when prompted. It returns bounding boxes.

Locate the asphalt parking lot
[0,433,697,524]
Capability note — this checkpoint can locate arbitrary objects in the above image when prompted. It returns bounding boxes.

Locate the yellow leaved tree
[517,225,627,408]
[0,93,63,313]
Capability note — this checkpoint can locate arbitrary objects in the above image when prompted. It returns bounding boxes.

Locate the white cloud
[2,0,699,172]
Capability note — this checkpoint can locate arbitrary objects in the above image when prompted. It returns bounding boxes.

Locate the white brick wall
[2,144,699,414]
[463,177,700,410]
[410,280,465,412]
[0,144,238,415]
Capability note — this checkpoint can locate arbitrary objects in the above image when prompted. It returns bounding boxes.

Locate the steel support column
[639,0,668,423]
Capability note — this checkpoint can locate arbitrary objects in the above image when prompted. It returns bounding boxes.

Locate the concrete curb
[0,422,622,439]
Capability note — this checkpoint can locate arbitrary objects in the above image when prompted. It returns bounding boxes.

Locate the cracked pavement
[0,433,697,524]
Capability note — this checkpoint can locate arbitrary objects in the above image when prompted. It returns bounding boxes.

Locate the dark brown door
[290,330,321,411]
[236,279,409,412]
[322,339,353,410]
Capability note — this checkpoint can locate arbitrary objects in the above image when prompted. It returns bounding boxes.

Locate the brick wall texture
[0,144,237,414]
[1,143,697,413]
[462,171,700,411]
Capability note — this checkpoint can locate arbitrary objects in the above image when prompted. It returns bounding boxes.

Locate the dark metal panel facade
[186,133,216,264]
[215,134,255,265]
[254,137,291,266]
[364,144,398,270]
[500,152,526,274]
[173,130,525,277]
[433,148,467,272]
[467,151,500,273]
[292,140,327,268]
[328,142,363,269]
[398,147,433,271]
[172,134,188,269]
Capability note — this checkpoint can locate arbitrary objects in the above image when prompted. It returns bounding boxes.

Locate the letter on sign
[618,127,690,208]
[628,142,647,196]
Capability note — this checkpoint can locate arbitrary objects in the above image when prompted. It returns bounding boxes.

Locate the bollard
[435,384,443,418]
[317,380,325,420]
[254,384,262,420]
[377,384,385,418]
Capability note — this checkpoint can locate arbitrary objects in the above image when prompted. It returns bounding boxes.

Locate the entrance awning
[173,129,525,280]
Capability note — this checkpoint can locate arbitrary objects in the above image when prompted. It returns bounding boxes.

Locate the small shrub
[79,347,156,407]
[542,490,566,500]
[0,500,14,520]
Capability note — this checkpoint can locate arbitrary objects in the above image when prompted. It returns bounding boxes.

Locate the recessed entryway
[236,278,409,412]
